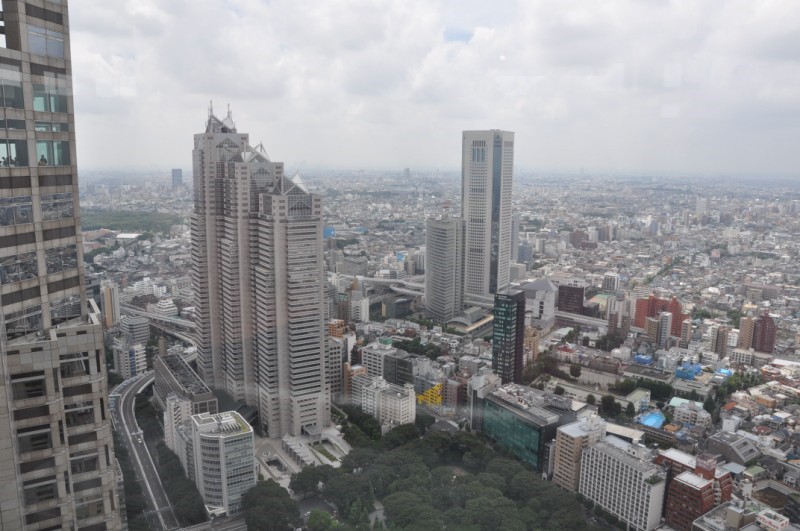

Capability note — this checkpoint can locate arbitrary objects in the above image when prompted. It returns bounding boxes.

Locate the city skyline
[68,0,800,176]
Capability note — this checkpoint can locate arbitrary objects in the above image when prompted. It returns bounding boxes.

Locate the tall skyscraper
[492,291,526,384]
[461,130,514,298]
[424,213,465,322]
[0,2,121,529]
[171,168,183,189]
[192,111,330,437]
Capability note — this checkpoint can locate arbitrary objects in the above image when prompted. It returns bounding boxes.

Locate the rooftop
[674,470,712,489]
[160,353,212,395]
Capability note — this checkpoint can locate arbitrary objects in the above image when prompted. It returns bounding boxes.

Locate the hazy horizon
[71,0,800,177]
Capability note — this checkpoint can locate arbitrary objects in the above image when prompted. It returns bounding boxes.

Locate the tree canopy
[291,420,602,531]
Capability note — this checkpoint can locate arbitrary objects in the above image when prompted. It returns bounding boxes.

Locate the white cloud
[69,0,800,175]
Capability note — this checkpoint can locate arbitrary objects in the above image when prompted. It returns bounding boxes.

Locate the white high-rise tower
[461,130,515,298]
[192,111,329,438]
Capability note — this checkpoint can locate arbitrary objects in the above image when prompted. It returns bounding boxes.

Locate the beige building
[0,2,121,528]
[553,415,606,492]
[192,112,330,438]
[738,317,755,349]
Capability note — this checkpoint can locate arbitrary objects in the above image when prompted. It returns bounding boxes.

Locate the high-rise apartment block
[753,309,776,354]
[191,111,329,438]
[634,294,689,338]
[710,324,730,356]
[0,2,121,528]
[655,450,733,531]
[424,214,465,322]
[492,291,525,384]
[119,314,149,344]
[461,130,514,298]
[738,316,755,349]
[553,415,606,492]
[100,280,120,328]
[579,436,666,531]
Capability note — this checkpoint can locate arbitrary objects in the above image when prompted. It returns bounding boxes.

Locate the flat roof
[675,470,712,489]
[660,448,696,469]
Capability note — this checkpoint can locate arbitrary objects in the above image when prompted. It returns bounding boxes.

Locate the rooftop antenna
[208,100,213,118]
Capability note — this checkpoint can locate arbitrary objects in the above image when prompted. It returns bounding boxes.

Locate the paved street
[110,372,180,530]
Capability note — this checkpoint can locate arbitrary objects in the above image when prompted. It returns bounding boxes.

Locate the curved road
[110,372,180,530]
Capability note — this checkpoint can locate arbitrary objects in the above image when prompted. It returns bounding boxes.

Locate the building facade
[191,112,329,438]
[188,412,256,515]
[579,437,666,531]
[461,130,514,298]
[753,310,776,354]
[492,291,526,384]
[424,214,464,322]
[480,384,575,471]
[552,415,606,492]
[0,2,121,528]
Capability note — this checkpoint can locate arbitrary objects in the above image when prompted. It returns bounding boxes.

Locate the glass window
[24,480,58,505]
[0,251,38,285]
[45,243,77,272]
[32,82,68,113]
[60,352,91,379]
[4,305,43,340]
[0,139,29,167]
[37,140,70,166]
[18,431,53,453]
[0,196,34,227]
[35,121,68,132]
[65,401,95,428]
[0,65,24,109]
[27,26,65,59]
[50,295,82,323]
[12,378,46,400]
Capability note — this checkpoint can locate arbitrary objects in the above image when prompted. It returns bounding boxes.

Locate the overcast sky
[70,0,800,176]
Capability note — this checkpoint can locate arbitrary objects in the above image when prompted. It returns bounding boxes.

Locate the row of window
[0,139,70,167]
[0,244,78,285]
[0,193,74,227]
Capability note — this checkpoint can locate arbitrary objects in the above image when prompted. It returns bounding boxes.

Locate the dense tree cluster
[154,443,207,526]
[594,333,624,352]
[289,418,600,530]
[612,378,673,401]
[242,479,300,531]
[81,209,186,234]
[112,432,149,530]
[393,337,443,360]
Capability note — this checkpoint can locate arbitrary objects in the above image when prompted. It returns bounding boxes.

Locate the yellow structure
[417,383,443,407]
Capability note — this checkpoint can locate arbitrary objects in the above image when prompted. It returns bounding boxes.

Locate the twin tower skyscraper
[425,130,515,322]
[193,124,515,438]
[192,111,330,438]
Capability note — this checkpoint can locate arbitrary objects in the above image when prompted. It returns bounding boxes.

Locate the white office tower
[424,214,465,322]
[189,412,256,515]
[113,340,147,380]
[462,130,515,298]
[0,2,121,529]
[192,111,330,438]
[579,436,666,531]
[602,272,619,293]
